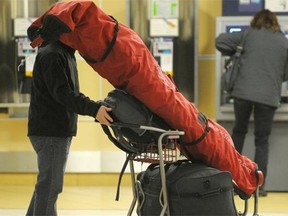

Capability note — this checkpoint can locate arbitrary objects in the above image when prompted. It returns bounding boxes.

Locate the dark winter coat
[28,41,101,137]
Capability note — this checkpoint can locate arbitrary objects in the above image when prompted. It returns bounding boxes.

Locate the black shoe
[259,187,267,197]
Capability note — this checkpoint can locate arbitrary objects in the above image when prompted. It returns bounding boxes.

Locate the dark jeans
[26,136,72,216]
[231,98,276,179]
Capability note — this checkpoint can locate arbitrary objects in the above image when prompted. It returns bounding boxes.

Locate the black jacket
[28,41,101,137]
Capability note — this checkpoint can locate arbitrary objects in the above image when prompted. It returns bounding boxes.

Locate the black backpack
[100,89,172,154]
[99,89,173,201]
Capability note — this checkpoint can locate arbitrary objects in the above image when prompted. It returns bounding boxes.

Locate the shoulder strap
[101,124,139,154]
[115,153,134,201]
[239,28,250,47]
[100,16,119,62]
[235,28,250,55]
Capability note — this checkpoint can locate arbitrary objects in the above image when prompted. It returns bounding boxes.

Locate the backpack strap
[115,153,135,201]
[101,124,139,154]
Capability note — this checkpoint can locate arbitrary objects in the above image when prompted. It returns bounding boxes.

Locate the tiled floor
[0,185,287,216]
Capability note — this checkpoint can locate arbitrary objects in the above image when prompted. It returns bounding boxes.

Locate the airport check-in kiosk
[215,16,288,191]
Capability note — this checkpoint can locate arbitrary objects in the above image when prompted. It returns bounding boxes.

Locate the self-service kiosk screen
[226,25,249,33]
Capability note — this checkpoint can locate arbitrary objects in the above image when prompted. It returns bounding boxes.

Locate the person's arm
[215,31,243,56]
[38,50,113,125]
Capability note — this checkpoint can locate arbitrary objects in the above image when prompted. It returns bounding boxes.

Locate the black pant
[232,98,276,179]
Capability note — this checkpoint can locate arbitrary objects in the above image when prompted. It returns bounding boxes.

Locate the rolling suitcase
[136,160,238,216]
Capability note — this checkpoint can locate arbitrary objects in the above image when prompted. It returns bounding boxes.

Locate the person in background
[216,9,288,197]
[26,39,112,216]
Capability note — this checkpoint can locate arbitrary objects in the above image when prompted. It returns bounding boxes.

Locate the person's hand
[96,106,113,125]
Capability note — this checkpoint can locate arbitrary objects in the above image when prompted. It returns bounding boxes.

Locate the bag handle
[235,28,250,56]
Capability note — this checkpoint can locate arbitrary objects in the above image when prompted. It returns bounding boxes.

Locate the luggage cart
[112,125,259,216]
[127,127,184,216]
